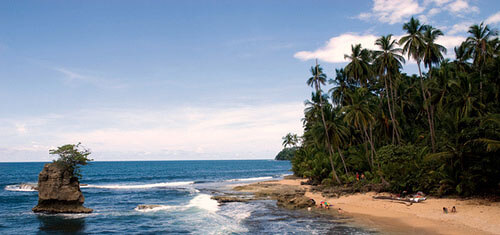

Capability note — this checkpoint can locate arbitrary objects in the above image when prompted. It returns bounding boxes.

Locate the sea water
[0,160,371,234]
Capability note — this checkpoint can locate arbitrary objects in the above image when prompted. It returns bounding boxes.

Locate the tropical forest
[281,18,500,197]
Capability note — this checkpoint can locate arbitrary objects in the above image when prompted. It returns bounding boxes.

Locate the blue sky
[1,0,499,161]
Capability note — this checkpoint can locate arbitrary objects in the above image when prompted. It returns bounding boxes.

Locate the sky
[0,0,499,162]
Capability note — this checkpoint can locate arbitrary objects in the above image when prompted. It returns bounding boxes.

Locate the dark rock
[211,195,252,203]
[276,191,315,209]
[32,163,92,213]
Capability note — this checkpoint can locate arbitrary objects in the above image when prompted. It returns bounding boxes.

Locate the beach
[236,178,500,235]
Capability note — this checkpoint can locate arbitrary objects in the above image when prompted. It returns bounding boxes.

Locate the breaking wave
[81,181,194,189]
[224,176,273,182]
[135,194,218,213]
[4,183,38,192]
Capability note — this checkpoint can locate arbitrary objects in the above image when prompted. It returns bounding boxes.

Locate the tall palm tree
[344,44,372,88]
[373,34,404,144]
[454,42,472,73]
[341,88,376,169]
[399,17,426,78]
[422,26,446,80]
[399,17,436,152]
[306,60,342,184]
[466,22,498,101]
[422,25,446,152]
[329,68,352,106]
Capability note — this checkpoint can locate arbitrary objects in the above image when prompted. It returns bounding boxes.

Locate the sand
[242,179,500,235]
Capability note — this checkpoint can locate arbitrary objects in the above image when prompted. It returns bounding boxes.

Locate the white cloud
[446,0,479,14]
[294,33,380,63]
[435,35,466,59]
[436,35,466,50]
[0,103,304,161]
[357,0,424,24]
[293,32,463,64]
[485,11,500,25]
[425,0,452,6]
[448,21,473,35]
[359,0,480,25]
[427,8,442,16]
[15,124,26,134]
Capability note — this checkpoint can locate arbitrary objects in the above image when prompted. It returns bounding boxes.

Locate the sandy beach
[236,178,500,235]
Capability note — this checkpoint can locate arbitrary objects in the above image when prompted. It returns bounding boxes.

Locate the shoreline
[235,178,500,235]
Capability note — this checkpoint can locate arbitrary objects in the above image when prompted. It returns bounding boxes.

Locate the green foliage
[290,20,500,197]
[50,143,93,179]
[275,147,298,161]
[377,145,438,193]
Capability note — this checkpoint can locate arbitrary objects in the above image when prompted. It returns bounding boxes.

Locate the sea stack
[32,163,92,213]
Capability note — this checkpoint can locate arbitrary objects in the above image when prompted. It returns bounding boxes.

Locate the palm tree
[344,44,372,88]
[306,60,342,184]
[422,26,446,79]
[422,25,446,152]
[399,17,436,152]
[466,22,498,101]
[454,42,472,72]
[399,17,426,78]
[282,133,299,148]
[341,88,377,169]
[373,34,405,144]
[329,68,352,106]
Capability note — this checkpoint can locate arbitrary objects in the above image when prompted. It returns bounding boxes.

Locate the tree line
[286,18,500,196]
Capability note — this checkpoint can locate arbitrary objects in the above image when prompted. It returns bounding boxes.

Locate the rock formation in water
[32,163,92,213]
[135,205,163,210]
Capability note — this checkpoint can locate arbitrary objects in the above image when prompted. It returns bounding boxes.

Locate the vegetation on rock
[50,143,93,179]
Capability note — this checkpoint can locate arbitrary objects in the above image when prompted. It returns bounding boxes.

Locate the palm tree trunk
[383,76,398,144]
[363,126,376,169]
[417,61,436,153]
[337,146,349,175]
[316,83,342,185]
[389,76,401,144]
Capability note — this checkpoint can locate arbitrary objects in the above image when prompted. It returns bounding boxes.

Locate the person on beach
[361,173,365,180]
[356,172,360,181]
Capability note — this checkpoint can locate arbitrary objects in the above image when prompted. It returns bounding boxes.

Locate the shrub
[50,143,93,179]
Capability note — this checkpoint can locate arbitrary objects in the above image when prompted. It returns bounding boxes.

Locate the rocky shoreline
[228,177,500,235]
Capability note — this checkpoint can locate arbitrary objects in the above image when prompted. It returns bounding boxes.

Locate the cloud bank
[0,103,304,161]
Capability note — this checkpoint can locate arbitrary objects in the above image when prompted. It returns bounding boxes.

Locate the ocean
[0,160,371,234]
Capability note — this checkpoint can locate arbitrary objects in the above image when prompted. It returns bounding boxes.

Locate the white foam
[188,194,219,213]
[224,176,273,182]
[4,184,37,192]
[134,205,178,212]
[135,194,219,213]
[81,181,194,189]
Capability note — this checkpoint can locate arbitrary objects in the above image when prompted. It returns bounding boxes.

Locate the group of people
[443,206,457,214]
[307,199,343,214]
[355,172,365,181]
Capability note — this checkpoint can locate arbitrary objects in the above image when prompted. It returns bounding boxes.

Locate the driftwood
[372,195,427,206]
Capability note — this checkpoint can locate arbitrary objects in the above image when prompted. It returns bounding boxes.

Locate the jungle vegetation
[287,18,500,196]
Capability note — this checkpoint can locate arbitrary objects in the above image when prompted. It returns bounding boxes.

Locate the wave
[224,176,273,182]
[4,183,38,192]
[81,181,194,189]
[135,194,219,213]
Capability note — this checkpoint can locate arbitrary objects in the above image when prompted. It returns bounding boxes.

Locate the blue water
[0,160,371,234]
